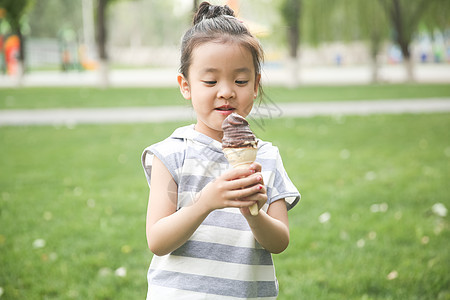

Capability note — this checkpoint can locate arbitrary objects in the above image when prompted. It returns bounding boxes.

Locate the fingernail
[257,176,262,181]
[258,185,263,190]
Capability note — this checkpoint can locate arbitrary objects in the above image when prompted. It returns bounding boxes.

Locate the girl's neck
[194,123,224,143]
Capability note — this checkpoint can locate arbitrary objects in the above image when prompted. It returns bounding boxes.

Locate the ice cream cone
[223,147,259,216]
[223,147,257,168]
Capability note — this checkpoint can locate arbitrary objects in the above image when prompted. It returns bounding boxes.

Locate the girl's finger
[226,173,263,190]
[225,184,264,200]
[249,162,262,173]
[221,167,255,181]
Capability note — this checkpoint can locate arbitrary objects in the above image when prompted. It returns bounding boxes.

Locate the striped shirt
[142,125,300,299]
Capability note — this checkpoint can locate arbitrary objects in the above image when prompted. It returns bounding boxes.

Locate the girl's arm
[146,156,263,256]
[241,163,290,254]
[243,199,290,254]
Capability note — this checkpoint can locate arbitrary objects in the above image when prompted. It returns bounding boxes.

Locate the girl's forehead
[190,41,254,69]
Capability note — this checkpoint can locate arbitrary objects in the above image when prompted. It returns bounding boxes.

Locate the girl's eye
[236,80,249,85]
[202,81,216,85]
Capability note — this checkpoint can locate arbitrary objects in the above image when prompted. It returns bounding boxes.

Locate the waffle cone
[223,147,259,216]
[223,147,257,168]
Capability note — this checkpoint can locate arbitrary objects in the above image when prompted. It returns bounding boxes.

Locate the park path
[0,98,449,126]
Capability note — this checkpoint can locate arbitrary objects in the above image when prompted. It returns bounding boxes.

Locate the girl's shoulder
[142,125,194,184]
[256,139,280,157]
[145,125,194,155]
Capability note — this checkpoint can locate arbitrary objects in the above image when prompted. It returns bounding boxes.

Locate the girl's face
[178,41,260,142]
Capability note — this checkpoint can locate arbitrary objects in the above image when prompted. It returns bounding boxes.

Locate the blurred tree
[0,0,34,82]
[96,0,138,87]
[378,0,432,82]
[97,0,109,87]
[193,0,199,12]
[109,1,189,47]
[355,0,389,82]
[420,0,450,63]
[28,0,82,38]
[421,0,450,31]
[280,0,302,87]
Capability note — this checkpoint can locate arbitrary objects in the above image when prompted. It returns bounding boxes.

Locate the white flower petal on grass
[115,267,127,277]
[365,171,377,181]
[421,236,430,245]
[340,149,350,160]
[431,203,447,217]
[370,204,380,213]
[340,231,349,241]
[0,286,4,297]
[99,267,112,277]
[395,211,403,220]
[87,198,96,208]
[387,270,398,280]
[32,239,46,249]
[356,239,365,248]
[318,212,331,224]
[121,245,132,254]
[370,203,388,213]
[43,211,53,221]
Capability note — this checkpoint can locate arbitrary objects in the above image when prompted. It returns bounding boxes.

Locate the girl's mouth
[215,106,235,115]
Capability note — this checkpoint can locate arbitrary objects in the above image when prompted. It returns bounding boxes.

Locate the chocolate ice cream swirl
[222,113,258,148]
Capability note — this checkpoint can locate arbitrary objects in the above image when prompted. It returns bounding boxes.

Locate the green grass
[1,113,449,299]
[1,83,449,109]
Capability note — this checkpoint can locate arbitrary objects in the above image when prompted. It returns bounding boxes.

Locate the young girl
[142,2,300,299]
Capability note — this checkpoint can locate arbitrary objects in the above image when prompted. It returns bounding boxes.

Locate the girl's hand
[195,165,264,212]
[240,162,267,216]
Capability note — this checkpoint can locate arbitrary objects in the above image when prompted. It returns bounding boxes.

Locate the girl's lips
[216,109,234,116]
[215,106,235,115]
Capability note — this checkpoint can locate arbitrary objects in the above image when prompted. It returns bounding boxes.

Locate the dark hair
[180,1,264,97]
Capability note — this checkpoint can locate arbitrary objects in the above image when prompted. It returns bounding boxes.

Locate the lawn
[0,83,449,109]
[0,112,448,299]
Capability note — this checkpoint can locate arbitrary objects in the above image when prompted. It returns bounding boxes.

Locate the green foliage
[0,0,34,29]
[27,0,82,38]
[300,0,389,46]
[378,0,430,44]
[420,0,450,32]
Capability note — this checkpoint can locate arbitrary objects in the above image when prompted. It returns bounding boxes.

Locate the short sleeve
[141,138,186,188]
[257,142,300,211]
[270,153,300,210]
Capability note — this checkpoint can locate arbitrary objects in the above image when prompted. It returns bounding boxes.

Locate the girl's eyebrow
[234,67,252,74]
[201,67,252,74]
[201,68,219,74]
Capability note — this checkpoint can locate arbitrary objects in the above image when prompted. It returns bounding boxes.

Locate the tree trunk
[370,31,382,83]
[287,0,301,88]
[404,56,414,83]
[193,0,199,12]
[15,26,25,86]
[287,56,299,88]
[370,54,380,83]
[388,0,415,82]
[97,0,109,88]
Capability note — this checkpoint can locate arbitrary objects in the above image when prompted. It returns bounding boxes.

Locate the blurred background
[0,0,449,87]
[0,1,449,299]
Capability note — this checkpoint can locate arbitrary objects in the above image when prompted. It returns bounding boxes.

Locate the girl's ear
[177,73,191,100]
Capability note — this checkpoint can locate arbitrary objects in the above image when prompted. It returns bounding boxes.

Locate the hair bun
[193,1,235,25]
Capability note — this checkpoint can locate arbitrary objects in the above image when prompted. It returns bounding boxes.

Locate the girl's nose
[217,83,235,99]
